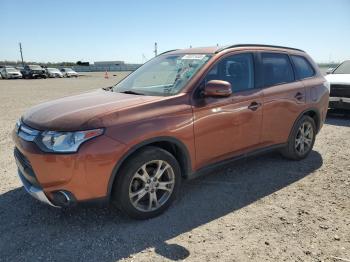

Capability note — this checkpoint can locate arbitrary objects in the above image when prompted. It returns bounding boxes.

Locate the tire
[280,115,316,160]
[113,146,181,219]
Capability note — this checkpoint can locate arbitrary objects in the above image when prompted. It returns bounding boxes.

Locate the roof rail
[157,49,179,56]
[215,44,305,53]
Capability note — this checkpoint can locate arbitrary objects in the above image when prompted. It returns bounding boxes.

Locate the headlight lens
[40,129,103,153]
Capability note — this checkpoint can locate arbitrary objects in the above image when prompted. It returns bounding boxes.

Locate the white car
[0,67,22,79]
[325,60,350,110]
[46,68,63,78]
[60,68,79,78]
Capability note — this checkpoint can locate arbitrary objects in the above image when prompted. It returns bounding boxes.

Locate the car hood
[325,74,350,85]
[22,89,163,131]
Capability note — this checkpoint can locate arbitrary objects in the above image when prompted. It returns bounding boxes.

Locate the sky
[1,0,349,64]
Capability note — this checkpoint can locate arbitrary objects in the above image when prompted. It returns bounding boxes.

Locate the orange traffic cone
[104,71,109,79]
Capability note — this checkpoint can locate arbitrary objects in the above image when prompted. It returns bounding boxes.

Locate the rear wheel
[281,115,316,160]
[113,146,181,219]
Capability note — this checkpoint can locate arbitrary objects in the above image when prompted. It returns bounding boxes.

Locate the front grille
[330,84,350,98]
[14,147,40,187]
[14,147,32,169]
[17,122,40,142]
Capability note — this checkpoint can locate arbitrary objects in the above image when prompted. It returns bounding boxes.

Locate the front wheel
[281,115,316,160]
[113,147,181,219]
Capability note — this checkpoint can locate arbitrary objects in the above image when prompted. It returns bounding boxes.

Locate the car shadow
[0,151,323,261]
[326,109,350,127]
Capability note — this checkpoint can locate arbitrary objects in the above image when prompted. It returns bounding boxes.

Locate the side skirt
[186,143,286,180]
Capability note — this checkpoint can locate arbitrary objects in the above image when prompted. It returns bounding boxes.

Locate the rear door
[192,52,264,168]
[258,52,306,145]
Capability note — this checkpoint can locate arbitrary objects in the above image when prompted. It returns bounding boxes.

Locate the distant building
[93,61,125,66]
[72,60,141,72]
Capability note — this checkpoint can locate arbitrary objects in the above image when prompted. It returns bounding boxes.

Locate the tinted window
[205,53,254,92]
[261,53,294,87]
[291,55,315,79]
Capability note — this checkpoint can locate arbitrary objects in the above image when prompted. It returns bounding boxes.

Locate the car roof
[164,44,305,55]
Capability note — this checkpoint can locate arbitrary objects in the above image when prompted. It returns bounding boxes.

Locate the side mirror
[204,80,232,97]
[326,68,334,74]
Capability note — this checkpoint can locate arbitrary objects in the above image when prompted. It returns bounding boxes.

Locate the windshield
[6,68,17,72]
[333,61,350,74]
[48,68,59,72]
[29,65,42,70]
[64,68,74,72]
[112,54,211,96]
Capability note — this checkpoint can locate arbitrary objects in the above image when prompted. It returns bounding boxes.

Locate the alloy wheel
[295,121,314,155]
[128,160,175,212]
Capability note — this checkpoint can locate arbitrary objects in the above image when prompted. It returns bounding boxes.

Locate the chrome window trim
[17,121,41,142]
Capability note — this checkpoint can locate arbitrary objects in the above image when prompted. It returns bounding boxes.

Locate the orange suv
[13,44,329,219]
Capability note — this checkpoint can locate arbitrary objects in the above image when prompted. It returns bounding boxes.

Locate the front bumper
[14,147,58,207]
[17,169,59,207]
[329,97,350,110]
[12,124,126,205]
[7,74,22,79]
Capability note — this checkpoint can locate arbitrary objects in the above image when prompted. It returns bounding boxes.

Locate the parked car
[46,68,63,78]
[13,44,329,219]
[15,66,24,72]
[21,65,47,79]
[60,68,78,77]
[325,60,350,110]
[0,67,22,79]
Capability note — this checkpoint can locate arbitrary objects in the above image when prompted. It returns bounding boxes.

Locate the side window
[261,53,294,87]
[205,53,254,92]
[291,55,315,79]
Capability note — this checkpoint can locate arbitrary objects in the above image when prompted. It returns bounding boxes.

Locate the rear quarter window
[291,55,315,80]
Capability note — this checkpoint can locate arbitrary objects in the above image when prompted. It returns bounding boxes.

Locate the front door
[192,52,263,169]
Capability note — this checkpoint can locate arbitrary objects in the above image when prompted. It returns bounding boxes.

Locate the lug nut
[145,186,149,191]
[147,179,151,184]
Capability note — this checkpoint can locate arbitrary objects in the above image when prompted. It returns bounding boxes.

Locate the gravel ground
[0,73,349,262]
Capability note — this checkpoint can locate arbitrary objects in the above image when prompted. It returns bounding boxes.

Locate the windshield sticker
[182,54,206,60]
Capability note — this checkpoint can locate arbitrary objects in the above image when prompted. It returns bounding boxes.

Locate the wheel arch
[106,136,192,199]
[290,108,321,139]
[302,108,321,133]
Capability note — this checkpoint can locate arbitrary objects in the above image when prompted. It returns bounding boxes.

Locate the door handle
[248,101,261,111]
[295,92,304,101]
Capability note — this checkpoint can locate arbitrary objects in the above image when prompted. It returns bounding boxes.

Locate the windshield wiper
[119,90,145,95]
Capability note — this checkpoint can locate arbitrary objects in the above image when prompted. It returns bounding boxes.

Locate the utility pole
[142,54,147,63]
[19,42,24,66]
[154,42,158,57]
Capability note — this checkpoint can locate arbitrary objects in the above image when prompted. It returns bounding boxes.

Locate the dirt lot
[0,73,349,262]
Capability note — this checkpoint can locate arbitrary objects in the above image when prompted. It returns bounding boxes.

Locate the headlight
[40,129,103,153]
